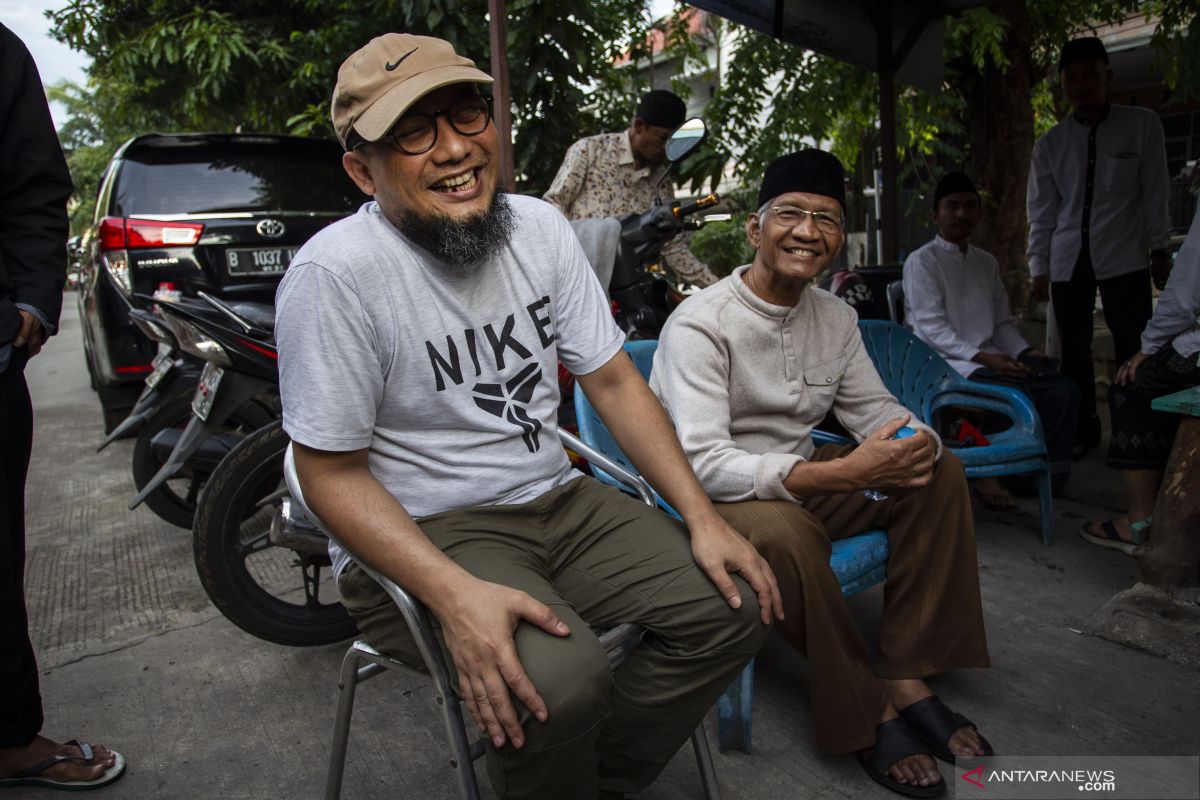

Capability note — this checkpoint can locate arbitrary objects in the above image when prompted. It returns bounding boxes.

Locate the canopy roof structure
[686,0,993,262]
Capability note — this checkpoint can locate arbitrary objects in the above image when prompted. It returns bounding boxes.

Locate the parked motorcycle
[560,118,717,419]
[130,293,353,644]
[118,294,277,528]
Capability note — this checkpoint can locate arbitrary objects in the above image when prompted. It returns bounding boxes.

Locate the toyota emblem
[256,218,286,238]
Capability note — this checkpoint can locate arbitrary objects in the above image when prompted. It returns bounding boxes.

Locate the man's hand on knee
[689,517,784,625]
[438,578,570,749]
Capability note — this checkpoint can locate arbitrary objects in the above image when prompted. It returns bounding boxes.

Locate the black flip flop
[859,717,946,798]
[899,695,993,763]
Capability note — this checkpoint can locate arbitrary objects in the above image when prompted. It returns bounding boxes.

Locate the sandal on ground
[899,695,993,763]
[970,483,1015,511]
[1078,517,1150,554]
[858,718,946,798]
[0,740,126,792]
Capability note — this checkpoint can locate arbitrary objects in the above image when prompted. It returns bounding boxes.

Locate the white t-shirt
[276,195,625,574]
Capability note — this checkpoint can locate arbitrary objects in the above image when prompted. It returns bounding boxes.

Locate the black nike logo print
[385,48,418,71]
[472,362,544,453]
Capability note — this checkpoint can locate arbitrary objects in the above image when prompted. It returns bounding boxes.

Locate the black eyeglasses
[383,95,493,156]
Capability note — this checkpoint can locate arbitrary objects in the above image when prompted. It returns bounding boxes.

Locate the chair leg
[432,685,483,800]
[690,722,722,800]
[715,660,754,754]
[1037,467,1055,546]
[324,645,366,800]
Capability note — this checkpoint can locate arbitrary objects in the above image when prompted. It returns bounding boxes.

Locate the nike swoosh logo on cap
[385,48,418,71]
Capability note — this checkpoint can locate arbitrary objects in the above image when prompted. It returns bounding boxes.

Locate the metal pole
[873,167,884,264]
[488,0,515,191]
[874,1,898,264]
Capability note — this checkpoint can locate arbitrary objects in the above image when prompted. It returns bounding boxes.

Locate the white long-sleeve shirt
[903,235,1029,378]
[1142,205,1200,363]
[1026,103,1171,281]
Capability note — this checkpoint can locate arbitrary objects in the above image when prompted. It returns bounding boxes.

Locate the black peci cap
[933,171,979,208]
[1059,37,1109,72]
[757,149,846,209]
[636,90,686,130]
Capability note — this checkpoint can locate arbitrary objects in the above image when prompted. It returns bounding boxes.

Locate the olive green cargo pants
[338,476,769,800]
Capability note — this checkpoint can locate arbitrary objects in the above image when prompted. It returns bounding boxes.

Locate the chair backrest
[856,320,961,422]
[886,280,904,325]
[574,340,680,516]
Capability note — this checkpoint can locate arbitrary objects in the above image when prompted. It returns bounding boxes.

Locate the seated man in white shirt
[904,172,1080,508]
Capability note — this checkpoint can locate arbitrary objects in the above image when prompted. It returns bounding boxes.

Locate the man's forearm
[782,458,861,496]
[292,445,476,616]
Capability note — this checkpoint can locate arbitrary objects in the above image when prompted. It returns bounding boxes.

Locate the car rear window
[113,138,362,216]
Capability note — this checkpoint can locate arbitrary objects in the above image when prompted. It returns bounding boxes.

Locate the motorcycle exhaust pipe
[269,498,331,557]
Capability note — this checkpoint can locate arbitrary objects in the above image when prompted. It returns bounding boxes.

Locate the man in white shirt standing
[906,172,1079,508]
[1026,36,1172,458]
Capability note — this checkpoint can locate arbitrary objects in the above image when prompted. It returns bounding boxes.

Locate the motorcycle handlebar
[673,193,719,219]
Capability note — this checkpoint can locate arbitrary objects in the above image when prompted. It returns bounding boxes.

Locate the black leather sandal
[859,717,946,798]
[899,695,994,763]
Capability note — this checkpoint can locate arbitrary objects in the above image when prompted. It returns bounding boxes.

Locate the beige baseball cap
[331,33,493,148]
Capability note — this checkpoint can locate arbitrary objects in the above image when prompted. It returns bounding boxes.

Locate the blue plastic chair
[572,339,890,753]
[856,320,1055,546]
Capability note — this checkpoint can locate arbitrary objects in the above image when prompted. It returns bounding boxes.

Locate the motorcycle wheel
[132,393,275,529]
[193,421,356,646]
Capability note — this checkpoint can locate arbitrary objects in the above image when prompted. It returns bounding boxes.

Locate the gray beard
[397,191,515,271]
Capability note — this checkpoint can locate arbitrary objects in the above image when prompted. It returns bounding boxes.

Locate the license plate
[226,246,297,277]
[191,363,224,421]
[144,354,173,390]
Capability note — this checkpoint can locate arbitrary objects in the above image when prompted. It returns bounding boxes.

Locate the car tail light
[96,216,204,296]
[127,219,203,247]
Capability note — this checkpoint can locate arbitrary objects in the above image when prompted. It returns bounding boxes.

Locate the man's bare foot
[971,477,1015,511]
[0,735,116,783]
[886,679,988,758]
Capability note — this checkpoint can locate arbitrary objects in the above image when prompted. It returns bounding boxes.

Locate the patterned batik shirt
[543,131,717,287]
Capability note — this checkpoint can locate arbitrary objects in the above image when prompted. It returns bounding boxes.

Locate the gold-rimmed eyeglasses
[767,205,843,234]
[380,95,493,156]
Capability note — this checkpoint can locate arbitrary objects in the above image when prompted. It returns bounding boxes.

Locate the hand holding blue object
[862,425,916,502]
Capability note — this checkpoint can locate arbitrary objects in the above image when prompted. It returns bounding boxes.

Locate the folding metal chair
[280,433,722,800]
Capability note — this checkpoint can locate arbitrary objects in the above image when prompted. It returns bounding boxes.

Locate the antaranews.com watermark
[954,756,1199,799]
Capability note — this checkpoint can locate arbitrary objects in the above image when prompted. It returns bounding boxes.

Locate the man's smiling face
[747,190,845,287]
[349,84,500,229]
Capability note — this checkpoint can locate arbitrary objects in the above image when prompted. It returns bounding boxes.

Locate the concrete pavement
[12,297,1200,799]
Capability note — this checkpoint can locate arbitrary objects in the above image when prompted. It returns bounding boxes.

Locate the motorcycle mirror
[665,118,706,163]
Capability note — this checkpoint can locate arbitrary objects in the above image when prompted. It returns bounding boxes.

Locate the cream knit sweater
[650,265,938,503]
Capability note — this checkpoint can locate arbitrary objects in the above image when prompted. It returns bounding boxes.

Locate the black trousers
[1051,252,1152,437]
[0,350,42,747]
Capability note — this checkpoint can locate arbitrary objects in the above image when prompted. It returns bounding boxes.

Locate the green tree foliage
[48,0,658,225]
[665,1,1194,303]
[676,1,1194,202]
